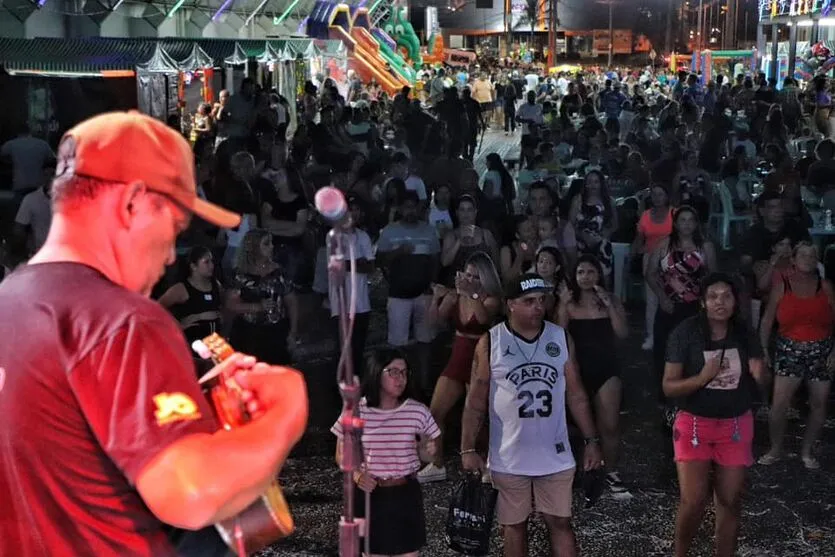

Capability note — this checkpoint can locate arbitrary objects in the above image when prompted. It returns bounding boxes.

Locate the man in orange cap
[0,111,308,556]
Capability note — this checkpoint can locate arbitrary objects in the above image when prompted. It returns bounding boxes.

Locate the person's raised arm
[662,325,720,398]
[440,229,461,267]
[70,321,308,532]
[136,360,307,529]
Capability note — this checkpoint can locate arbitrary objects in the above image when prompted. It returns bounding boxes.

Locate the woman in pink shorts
[663,273,768,557]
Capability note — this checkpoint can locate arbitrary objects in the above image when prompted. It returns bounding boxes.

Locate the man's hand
[583,443,604,471]
[232,362,309,444]
[461,452,485,474]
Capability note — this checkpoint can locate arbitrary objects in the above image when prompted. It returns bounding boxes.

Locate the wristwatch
[583,436,601,446]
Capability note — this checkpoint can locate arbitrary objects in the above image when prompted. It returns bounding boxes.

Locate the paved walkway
[473,126,522,175]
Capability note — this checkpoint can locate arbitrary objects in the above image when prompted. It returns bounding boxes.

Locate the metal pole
[665,0,673,54]
[745,9,751,46]
[608,1,613,67]
[788,18,798,80]
[733,0,739,48]
[698,0,704,51]
[770,23,779,81]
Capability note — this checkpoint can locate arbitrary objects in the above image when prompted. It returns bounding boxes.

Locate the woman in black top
[557,254,630,496]
[261,156,309,291]
[663,273,768,557]
[227,229,296,365]
[158,246,223,346]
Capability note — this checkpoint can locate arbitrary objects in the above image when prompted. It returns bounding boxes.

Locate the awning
[286,38,316,58]
[161,40,215,70]
[136,42,180,73]
[0,38,157,74]
[257,43,283,64]
[224,42,249,65]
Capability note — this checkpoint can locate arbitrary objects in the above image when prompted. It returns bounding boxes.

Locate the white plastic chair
[611,242,631,302]
[708,182,754,251]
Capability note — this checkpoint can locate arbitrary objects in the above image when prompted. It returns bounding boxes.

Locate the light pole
[696,0,704,51]
[597,0,619,68]
[665,0,674,54]
[547,0,558,66]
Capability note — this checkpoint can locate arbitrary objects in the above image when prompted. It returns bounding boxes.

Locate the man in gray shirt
[376,191,440,391]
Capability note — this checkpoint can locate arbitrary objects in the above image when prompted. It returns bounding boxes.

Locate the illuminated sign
[757,0,832,21]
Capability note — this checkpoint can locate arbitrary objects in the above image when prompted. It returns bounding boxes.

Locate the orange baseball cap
[56,111,241,228]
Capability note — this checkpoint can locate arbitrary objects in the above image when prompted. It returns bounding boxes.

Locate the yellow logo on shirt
[153,393,202,426]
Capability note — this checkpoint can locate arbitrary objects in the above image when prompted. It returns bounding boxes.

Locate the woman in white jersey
[332,347,441,556]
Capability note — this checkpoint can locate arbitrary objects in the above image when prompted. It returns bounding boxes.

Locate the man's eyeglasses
[383,367,409,379]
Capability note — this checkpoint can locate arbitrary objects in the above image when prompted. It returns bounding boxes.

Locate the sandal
[757,453,782,465]
[802,456,821,470]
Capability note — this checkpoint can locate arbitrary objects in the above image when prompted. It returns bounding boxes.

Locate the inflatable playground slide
[307,1,413,95]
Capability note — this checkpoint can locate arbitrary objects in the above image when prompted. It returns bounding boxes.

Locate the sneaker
[802,455,821,470]
[417,463,447,483]
[641,338,653,351]
[606,471,632,499]
[757,453,781,466]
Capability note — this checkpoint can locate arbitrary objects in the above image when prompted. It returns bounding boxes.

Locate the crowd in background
[2,58,835,557]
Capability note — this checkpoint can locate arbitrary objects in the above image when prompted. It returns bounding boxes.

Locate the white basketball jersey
[487,321,574,476]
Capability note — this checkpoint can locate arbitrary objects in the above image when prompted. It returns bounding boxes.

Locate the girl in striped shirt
[332,347,441,556]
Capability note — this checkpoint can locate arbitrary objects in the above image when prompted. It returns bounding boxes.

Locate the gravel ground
[253,294,835,557]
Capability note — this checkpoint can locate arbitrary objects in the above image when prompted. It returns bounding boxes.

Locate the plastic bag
[445,474,497,556]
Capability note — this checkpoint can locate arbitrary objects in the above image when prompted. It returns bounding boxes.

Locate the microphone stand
[328,222,367,557]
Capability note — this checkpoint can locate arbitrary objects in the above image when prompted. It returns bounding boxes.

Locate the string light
[212,0,234,21]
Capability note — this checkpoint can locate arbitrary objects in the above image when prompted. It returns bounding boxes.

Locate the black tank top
[172,279,222,344]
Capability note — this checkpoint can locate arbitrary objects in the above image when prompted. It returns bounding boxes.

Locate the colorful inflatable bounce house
[423,31,445,64]
[307,1,416,95]
[670,49,757,83]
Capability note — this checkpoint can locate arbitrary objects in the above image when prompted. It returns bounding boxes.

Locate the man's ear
[116,181,147,227]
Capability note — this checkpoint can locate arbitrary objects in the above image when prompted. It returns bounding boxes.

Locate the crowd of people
[1,58,834,557]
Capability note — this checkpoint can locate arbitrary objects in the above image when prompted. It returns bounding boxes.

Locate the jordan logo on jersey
[505,363,559,419]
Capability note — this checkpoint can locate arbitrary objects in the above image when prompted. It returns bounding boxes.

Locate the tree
[512,0,539,47]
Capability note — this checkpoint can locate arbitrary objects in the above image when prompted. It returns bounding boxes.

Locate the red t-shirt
[0,263,221,556]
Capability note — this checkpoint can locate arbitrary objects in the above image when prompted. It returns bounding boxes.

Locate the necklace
[509,323,543,363]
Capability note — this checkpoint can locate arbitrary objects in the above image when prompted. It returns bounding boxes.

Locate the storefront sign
[593,29,633,55]
[757,0,829,21]
[445,49,477,66]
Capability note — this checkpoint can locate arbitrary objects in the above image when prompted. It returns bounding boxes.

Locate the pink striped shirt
[331,398,440,479]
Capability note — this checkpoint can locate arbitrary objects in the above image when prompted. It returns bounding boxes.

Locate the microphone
[314,186,351,228]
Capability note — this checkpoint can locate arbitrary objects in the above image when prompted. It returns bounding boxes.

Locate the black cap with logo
[504,273,552,300]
